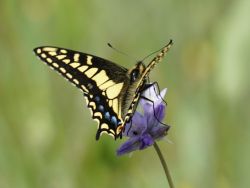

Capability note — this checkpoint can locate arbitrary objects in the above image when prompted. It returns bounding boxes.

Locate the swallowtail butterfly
[33,40,172,140]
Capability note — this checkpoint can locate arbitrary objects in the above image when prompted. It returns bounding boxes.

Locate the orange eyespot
[117,125,126,135]
[117,125,122,135]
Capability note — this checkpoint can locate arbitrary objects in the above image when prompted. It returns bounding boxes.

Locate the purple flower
[116,84,171,156]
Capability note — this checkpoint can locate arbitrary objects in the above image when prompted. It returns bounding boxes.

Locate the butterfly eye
[131,68,139,82]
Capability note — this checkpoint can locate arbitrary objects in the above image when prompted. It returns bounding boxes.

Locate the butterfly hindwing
[84,92,123,140]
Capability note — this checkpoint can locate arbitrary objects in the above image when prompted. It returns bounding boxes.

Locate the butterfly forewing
[34,46,129,140]
[34,47,128,94]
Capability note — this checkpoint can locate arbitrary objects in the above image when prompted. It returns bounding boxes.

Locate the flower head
[116,84,171,156]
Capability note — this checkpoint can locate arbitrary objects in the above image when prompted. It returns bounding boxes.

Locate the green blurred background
[0,0,249,187]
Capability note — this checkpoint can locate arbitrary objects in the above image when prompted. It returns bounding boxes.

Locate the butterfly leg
[152,82,168,106]
[142,82,167,106]
[126,119,133,136]
[140,95,168,126]
[117,117,133,139]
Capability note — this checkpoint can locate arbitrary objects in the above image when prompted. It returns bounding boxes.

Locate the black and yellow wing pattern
[33,40,172,140]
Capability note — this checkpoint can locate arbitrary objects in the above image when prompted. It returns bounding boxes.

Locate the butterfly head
[127,61,146,83]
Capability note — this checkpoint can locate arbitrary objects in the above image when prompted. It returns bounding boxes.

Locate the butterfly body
[33,40,172,140]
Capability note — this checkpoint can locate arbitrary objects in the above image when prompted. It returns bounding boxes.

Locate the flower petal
[154,88,167,107]
[139,134,154,150]
[116,137,141,156]
[154,103,166,123]
[123,111,145,137]
[131,111,144,126]
[116,84,170,156]
[140,84,158,106]
[151,125,170,141]
[142,102,154,117]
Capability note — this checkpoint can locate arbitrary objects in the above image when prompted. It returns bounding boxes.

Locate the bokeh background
[0,0,249,187]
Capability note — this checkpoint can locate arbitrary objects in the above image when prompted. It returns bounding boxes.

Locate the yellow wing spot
[94,112,102,119]
[94,118,100,125]
[46,58,52,63]
[132,95,140,103]
[84,96,89,105]
[109,100,112,107]
[70,62,80,68]
[81,85,89,92]
[62,59,70,64]
[92,70,109,86]
[42,47,57,51]
[127,109,133,114]
[73,79,79,84]
[101,123,109,130]
[49,51,57,56]
[89,94,93,98]
[66,73,72,79]
[78,65,88,72]
[85,68,98,78]
[41,53,46,58]
[99,80,116,90]
[87,56,93,65]
[103,92,106,96]
[74,53,80,62]
[139,63,145,73]
[88,108,93,116]
[106,82,124,99]
[109,129,115,135]
[60,67,66,73]
[100,131,108,137]
[56,55,66,60]
[52,63,59,68]
[108,132,115,138]
[60,49,67,53]
[36,49,41,54]
[89,102,96,110]
[112,98,118,115]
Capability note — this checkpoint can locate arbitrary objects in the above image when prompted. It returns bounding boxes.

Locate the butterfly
[33,40,172,140]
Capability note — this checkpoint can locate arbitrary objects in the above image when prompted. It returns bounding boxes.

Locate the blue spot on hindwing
[111,116,117,127]
[104,112,110,121]
[95,96,100,103]
[98,105,104,112]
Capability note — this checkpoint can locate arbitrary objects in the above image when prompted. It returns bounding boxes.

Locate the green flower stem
[153,142,175,188]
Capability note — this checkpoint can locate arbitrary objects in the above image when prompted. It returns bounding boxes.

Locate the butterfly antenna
[108,43,138,63]
[141,39,173,62]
